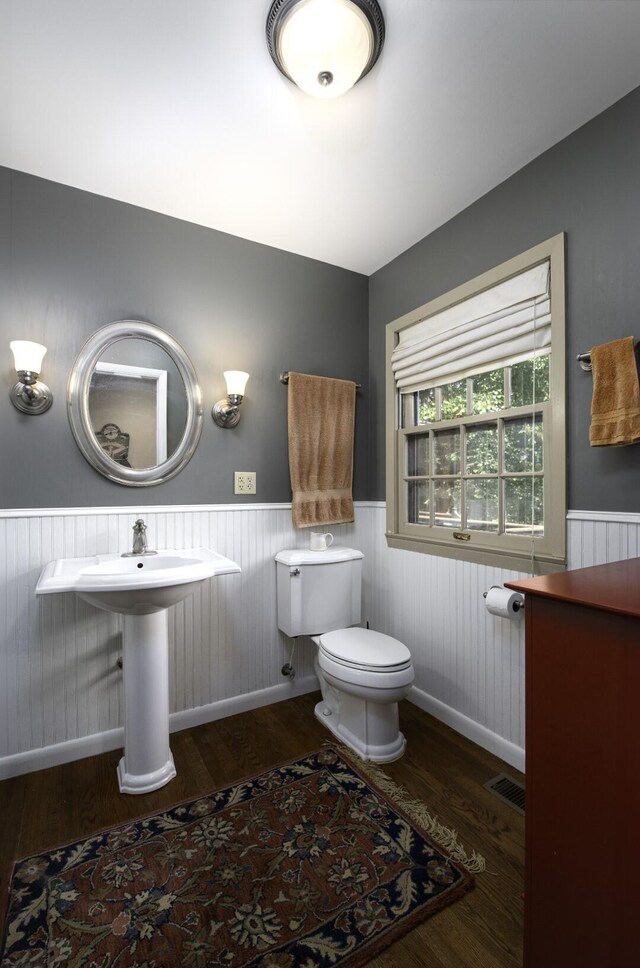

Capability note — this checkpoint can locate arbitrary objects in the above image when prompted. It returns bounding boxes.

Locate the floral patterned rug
[1,747,481,967]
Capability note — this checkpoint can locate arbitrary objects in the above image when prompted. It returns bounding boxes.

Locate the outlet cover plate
[234,471,256,495]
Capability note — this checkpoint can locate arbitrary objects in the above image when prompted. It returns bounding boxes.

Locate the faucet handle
[133,518,146,531]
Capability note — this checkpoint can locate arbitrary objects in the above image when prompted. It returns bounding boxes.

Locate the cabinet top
[505,557,640,618]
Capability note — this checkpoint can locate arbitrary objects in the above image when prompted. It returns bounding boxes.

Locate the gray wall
[4,84,640,513]
[0,168,368,508]
[369,86,640,513]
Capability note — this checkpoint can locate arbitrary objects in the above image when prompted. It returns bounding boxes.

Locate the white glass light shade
[10,340,47,374]
[277,0,374,98]
[224,371,250,396]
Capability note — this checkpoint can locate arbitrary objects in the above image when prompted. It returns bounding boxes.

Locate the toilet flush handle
[290,568,300,577]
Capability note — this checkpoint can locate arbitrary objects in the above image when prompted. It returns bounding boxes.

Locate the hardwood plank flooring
[0,695,524,966]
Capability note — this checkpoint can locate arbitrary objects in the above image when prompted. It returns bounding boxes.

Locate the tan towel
[589,336,640,446]
[288,372,356,528]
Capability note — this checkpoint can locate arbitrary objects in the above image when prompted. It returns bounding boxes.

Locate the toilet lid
[319,627,411,670]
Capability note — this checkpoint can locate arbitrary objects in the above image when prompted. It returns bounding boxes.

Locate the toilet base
[314,698,407,764]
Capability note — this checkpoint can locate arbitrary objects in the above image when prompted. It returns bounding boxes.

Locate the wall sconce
[212,371,250,428]
[9,340,53,415]
[266,0,385,99]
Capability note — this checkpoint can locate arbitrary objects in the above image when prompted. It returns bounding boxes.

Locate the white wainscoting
[0,504,375,778]
[364,507,640,773]
[366,508,530,771]
[567,509,640,567]
[1,504,638,779]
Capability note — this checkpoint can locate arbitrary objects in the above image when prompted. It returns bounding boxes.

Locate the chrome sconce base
[10,372,53,415]
[212,393,244,428]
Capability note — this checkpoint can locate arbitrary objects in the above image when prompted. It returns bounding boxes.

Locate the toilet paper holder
[483,589,524,611]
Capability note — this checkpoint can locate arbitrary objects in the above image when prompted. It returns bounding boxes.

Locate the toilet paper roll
[484,585,524,620]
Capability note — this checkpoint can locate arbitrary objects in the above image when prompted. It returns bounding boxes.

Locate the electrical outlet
[234,471,256,495]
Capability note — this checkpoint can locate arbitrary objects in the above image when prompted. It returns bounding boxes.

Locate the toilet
[275,546,414,763]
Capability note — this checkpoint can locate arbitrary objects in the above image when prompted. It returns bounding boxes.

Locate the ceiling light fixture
[266,0,385,99]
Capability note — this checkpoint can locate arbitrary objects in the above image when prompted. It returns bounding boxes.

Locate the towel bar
[576,352,592,371]
[280,371,362,389]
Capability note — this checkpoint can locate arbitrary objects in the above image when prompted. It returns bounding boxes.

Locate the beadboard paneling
[567,510,640,568]
[364,509,529,764]
[0,505,373,770]
[362,508,640,771]
[1,504,638,777]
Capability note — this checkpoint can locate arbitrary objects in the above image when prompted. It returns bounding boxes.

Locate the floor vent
[484,773,525,815]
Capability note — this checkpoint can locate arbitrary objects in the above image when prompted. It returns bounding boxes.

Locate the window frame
[385,234,566,573]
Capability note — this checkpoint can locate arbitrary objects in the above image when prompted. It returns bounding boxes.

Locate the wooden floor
[0,695,524,966]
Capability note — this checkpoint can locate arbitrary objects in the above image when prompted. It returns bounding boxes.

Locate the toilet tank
[275,547,364,637]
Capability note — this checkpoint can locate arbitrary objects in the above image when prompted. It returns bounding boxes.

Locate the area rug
[0,746,483,967]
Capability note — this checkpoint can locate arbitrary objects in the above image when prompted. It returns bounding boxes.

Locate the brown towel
[288,372,356,528]
[589,336,640,446]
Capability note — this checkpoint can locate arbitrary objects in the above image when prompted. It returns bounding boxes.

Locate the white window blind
[391,262,550,391]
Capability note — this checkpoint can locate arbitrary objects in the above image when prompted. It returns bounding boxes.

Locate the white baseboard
[168,675,318,733]
[407,685,525,774]
[0,676,319,781]
[0,728,126,781]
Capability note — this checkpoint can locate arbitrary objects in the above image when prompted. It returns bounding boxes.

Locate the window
[385,235,566,572]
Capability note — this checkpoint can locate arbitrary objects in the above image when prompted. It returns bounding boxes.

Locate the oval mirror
[68,320,203,486]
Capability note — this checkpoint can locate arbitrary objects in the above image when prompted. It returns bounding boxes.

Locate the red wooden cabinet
[507,559,640,968]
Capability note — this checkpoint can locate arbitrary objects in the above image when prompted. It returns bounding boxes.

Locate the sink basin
[36,548,240,614]
[36,547,241,795]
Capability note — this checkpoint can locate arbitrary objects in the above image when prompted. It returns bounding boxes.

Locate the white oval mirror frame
[68,320,203,486]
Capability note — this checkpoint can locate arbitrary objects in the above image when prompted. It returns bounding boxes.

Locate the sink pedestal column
[117,611,176,794]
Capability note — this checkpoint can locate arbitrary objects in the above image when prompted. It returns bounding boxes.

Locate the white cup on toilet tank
[310,531,334,551]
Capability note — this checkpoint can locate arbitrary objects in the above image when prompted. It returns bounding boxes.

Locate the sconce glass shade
[224,370,250,397]
[10,340,47,374]
[266,0,385,99]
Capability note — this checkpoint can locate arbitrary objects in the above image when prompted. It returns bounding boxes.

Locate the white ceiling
[2,0,640,275]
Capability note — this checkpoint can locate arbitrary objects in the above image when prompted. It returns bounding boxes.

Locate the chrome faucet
[122,518,158,557]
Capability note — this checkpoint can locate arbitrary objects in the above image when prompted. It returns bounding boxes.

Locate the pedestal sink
[36,548,240,794]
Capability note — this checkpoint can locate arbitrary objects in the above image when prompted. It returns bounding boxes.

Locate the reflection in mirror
[91,362,167,468]
[68,320,203,486]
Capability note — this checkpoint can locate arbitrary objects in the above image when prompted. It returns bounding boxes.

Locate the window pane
[434,480,461,529]
[466,422,498,475]
[472,368,504,413]
[417,388,436,424]
[440,379,467,419]
[408,481,430,525]
[505,478,544,535]
[511,356,550,406]
[504,414,543,473]
[407,434,429,476]
[434,429,460,475]
[466,479,499,532]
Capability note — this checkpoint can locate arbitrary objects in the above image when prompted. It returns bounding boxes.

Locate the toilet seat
[319,627,411,672]
[318,627,414,691]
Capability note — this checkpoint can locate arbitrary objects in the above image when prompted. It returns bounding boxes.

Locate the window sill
[385,531,566,575]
